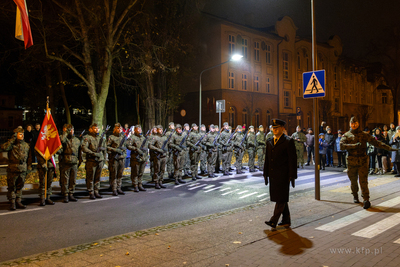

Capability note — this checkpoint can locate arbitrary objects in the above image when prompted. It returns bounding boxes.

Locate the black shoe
[395,174,400,177]
[16,199,27,209]
[204,170,208,174]
[195,175,202,180]
[9,201,16,211]
[39,198,46,206]
[63,196,69,203]
[336,165,342,168]
[138,184,147,191]
[249,169,256,172]
[94,192,103,198]
[45,198,55,205]
[69,194,78,202]
[363,200,371,209]
[89,192,96,199]
[159,181,167,188]
[132,185,139,192]
[354,198,360,203]
[112,190,118,196]
[192,177,197,181]
[117,189,125,195]
[229,168,235,171]
[305,163,310,166]
[178,178,187,184]
[155,183,161,189]
[278,221,291,227]
[175,181,180,185]
[265,221,277,229]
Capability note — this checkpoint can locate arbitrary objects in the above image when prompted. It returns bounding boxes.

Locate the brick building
[176,15,393,134]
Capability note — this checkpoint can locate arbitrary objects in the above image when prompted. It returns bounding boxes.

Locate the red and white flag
[14,0,33,49]
[35,107,62,164]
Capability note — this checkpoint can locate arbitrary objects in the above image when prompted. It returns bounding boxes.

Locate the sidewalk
[2,167,400,267]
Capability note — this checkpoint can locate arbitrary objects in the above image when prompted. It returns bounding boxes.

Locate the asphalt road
[0,167,350,262]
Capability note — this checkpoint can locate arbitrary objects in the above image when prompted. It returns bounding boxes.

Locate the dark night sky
[202,0,400,57]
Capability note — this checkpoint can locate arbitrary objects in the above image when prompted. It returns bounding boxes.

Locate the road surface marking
[257,193,268,198]
[330,177,400,193]
[204,186,223,193]
[316,196,400,232]
[259,197,269,202]
[203,185,215,189]
[0,208,43,216]
[352,212,400,238]
[188,184,208,190]
[237,190,249,195]
[82,197,120,203]
[187,182,200,187]
[393,237,400,244]
[239,192,258,199]
[221,189,240,195]
[219,188,231,192]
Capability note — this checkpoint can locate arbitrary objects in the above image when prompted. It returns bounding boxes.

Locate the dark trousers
[270,202,290,224]
[376,155,383,168]
[320,154,326,169]
[369,154,376,169]
[307,146,314,164]
[327,148,333,165]
[337,152,346,167]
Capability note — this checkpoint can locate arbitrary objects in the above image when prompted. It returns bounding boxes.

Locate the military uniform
[81,131,107,198]
[127,130,149,192]
[199,126,208,174]
[256,126,266,171]
[107,130,127,195]
[169,125,187,184]
[60,129,80,202]
[340,117,395,209]
[165,123,175,178]
[291,130,307,168]
[183,123,191,176]
[202,126,218,178]
[186,124,203,180]
[219,125,233,175]
[1,128,32,210]
[246,127,257,172]
[232,128,246,174]
[35,151,56,205]
[148,127,168,188]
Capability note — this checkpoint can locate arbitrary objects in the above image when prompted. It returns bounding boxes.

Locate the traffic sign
[216,100,225,113]
[303,70,325,99]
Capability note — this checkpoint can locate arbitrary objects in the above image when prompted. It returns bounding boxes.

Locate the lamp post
[199,54,243,126]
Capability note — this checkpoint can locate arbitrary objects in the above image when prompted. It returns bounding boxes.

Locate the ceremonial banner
[35,107,62,161]
[14,0,33,49]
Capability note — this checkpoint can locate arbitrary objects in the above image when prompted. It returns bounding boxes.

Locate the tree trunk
[113,77,118,123]
[57,64,71,124]
[145,70,156,130]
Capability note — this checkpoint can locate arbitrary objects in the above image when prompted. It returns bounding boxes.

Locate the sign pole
[311,0,320,200]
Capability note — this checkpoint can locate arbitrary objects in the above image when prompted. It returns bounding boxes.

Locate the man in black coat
[263,119,297,230]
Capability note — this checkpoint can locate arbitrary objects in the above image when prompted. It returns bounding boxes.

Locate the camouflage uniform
[232,128,246,174]
[148,128,168,188]
[60,131,80,200]
[186,126,203,180]
[199,127,208,174]
[256,127,266,171]
[127,132,149,191]
[81,132,106,196]
[35,151,56,205]
[1,130,31,209]
[165,123,175,178]
[169,125,187,184]
[219,125,233,175]
[246,127,257,172]
[340,117,395,208]
[183,124,191,176]
[107,131,127,194]
[291,130,307,167]
[202,128,218,178]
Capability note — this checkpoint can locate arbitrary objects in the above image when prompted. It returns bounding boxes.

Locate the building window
[229,106,236,126]
[283,52,289,80]
[228,35,235,55]
[335,98,339,111]
[254,109,260,127]
[266,44,271,64]
[266,77,271,93]
[334,66,338,88]
[254,42,260,62]
[254,75,259,92]
[297,52,301,70]
[241,38,248,59]
[382,92,388,104]
[242,108,248,126]
[298,81,302,97]
[307,112,311,128]
[228,72,235,89]
[242,74,247,90]
[284,91,291,107]
[266,110,271,126]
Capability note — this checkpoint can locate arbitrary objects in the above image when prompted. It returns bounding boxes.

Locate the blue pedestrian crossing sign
[303,70,325,99]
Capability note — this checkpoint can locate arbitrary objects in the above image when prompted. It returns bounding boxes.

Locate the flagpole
[44,97,49,199]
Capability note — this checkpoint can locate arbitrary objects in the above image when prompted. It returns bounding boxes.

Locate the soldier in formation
[291,126,307,168]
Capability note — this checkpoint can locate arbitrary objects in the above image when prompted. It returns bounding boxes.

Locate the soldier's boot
[117,189,125,195]
[195,175,202,180]
[69,194,78,202]
[89,192,96,199]
[159,181,167,188]
[16,198,26,209]
[112,190,118,196]
[39,196,46,206]
[94,191,103,198]
[138,184,147,191]
[133,185,139,192]
[249,168,256,172]
[174,178,180,185]
[177,178,186,184]
[155,182,161,189]
[9,199,16,211]
[63,195,69,203]
[363,200,371,209]
[45,195,55,205]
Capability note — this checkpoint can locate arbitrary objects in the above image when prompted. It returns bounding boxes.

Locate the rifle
[79,130,86,138]
[234,129,248,151]
[222,129,238,150]
[114,126,134,159]
[174,129,192,156]
[162,128,167,136]
[156,129,176,159]
[95,125,110,160]
[135,130,151,160]
[209,128,223,153]
[190,131,210,152]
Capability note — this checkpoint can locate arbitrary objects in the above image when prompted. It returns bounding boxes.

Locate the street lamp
[199,54,243,126]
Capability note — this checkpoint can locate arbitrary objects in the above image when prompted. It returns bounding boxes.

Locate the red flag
[35,108,62,161]
[13,0,33,49]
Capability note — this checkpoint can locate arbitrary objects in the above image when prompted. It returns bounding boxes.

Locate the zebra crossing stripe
[239,192,258,199]
[237,190,249,195]
[0,208,43,216]
[257,193,268,198]
[258,197,269,202]
[316,196,400,232]
[393,237,400,244]
[221,189,239,196]
[203,185,215,189]
[187,182,200,187]
[204,186,223,193]
[352,212,400,238]
[219,188,231,192]
[187,184,208,190]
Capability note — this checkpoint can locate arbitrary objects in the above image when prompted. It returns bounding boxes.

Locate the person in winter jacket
[319,133,329,170]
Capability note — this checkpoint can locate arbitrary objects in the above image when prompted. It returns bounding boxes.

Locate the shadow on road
[264,228,313,255]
